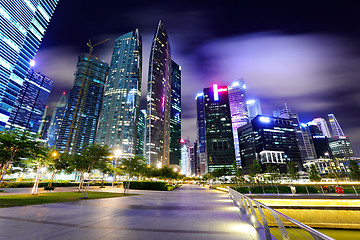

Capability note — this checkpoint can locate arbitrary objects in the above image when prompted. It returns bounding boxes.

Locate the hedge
[123,181,177,191]
[233,185,318,194]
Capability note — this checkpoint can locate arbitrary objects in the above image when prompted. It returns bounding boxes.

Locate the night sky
[34,0,360,155]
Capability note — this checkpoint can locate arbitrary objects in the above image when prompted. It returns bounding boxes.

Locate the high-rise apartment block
[169,60,181,166]
[47,92,67,146]
[7,68,52,133]
[0,0,59,127]
[96,30,142,157]
[56,53,108,154]
[145,21,172,167]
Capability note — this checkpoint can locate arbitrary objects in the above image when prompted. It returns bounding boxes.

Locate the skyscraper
[47,92,67,146]
[203,84,235,171]
[180,138,191,176]
[313,118,331,138]
[56,53,109,154]
[195,92,207,175]
[246,99,262,120]
[0,0,59,127]
[135,109,146,156]
[96,30,142,157]
[7,68,53,133]
[169,60,181,166]
[145,21,172,167]
[328,136,354,158]
[228,80,248,166]
[328,114,345,137]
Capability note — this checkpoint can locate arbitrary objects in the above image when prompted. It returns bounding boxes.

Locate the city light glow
[259,116,271,123]
[30,59,35,67]
[213,84,219,101]
[246,99,255,104]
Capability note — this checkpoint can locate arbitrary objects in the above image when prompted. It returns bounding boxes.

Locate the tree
[47,151,71,188]
[232,161,244,186]
[287,161,299,181]
[249,159,262,181]
[266,165,278,183]
[119,155,147,194]
[349,160,360,181]
[309,164,321,182]
[0,130,39,188]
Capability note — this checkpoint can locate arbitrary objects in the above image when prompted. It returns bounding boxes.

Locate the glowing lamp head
[30,60,35,67]
[180,139,185,143]
[259,116,271,123]
[63,91,66,95]
[114,149,122,157]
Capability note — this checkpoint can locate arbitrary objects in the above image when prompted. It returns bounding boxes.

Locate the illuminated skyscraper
[145,21,172,167]
[195,92,207,175]
[136,109,146,156]
[170,60,181,166]
[56,53,109,154]
[328,114,345,137]
[47,92,67,146]
[96,30,142,157]
[180,138,191,176]
[246,99,262,120]
[228,80,248,166]
[7,68,53,133]
[0,0,59,127]
[313,118,331,138]
[203,84,235,171]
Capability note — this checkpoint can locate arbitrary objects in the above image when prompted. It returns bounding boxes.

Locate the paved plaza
[0,185,262,240]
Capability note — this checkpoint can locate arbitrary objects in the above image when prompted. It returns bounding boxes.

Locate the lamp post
[112,149,121,187]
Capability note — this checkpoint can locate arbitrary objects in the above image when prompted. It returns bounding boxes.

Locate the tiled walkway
[0,185,262,240]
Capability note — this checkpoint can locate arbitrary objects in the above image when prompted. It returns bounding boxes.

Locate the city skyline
[31,1,360,155]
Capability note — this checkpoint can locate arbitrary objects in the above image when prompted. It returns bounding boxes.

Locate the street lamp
[112,149,121,187]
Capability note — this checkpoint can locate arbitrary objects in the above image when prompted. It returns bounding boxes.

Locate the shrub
[124,181,168,191]
[44,186,55,190]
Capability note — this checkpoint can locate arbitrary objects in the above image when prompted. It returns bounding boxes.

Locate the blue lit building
[145,21,172,167]
[195,92,207,175]
[7,68,53,133]
[47,92,67,146]
[246,99,262,120]
[170,60,181,166]
[136,109,146,156]
[0,0,59,127]
[56,53,109,154]
[96,30,142,157]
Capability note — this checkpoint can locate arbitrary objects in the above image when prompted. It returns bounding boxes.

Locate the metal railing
[228,187,334,240]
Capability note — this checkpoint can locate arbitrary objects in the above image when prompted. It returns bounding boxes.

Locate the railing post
[255,201,272,240]
[352,185,358,196]
[247,197,259,229]
[243,195,251,216]
[270,209,290,240]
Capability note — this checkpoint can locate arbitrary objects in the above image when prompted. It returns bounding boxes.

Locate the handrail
[228,187,334,240]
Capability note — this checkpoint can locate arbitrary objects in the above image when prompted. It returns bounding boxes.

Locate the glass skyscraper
[47,92,67,146]
[7,68,53,133]
[145,21,172,167]
[228,80,248,166]
[0,0,59,127]
[56,53,109,154]
[169,60,181,166]
[195,92,207,175]
[246,99,262,120]
[96,30,142,157]
[135,109,146,156]
[328,113,345,137]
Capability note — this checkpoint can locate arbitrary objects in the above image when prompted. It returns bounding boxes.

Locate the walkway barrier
[228,187,334,240]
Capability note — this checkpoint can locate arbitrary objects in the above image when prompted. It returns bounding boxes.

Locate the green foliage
[287,161,299,180]
[309,164,321,181]
[249,159,262,177]
[233,185,318,194]
[124,181,168,191]
[44,186,55,190]
[349,160,360,181]
[295,185,318,194]
[119,155,147,178]
[211,167,232,178]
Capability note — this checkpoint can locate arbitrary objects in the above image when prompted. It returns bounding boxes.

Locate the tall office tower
[238,115,302,174]
[37,106,51,140]
[246,99,262,120]
[305,121,332,159]
[0,0,59,128]
[313,118,331,138]
[195,92,207,175]
[274,105,315,161]
[169,60,181,167]
[47,92,67,146]
[203,84,235,172]
[228,80,248,166]
[145,21,172,167]
[328,114,345,137]
[7,68,53,133]
[56,53,109,154]
[135,109,146,156]
[180,138,191,176]
[96,30,142,157]
[328,136,354,158]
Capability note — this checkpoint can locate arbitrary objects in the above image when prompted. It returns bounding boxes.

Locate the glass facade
[328,136,354,159]
[169,60,181,166]
[203,85,235,172]
[135,109,146,156]
[56,53,109,154]
[47,92,66,146]
[96,30,142,157]
[0,0,59,127]
[196,92,207,175]
[228,80,248,166]
[328,113,345,137]
[246,99,262,120]
[7,68,53,133]
[145,21,172,167]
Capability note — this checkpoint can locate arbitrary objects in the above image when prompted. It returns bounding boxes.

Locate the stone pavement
[0,185,263,240]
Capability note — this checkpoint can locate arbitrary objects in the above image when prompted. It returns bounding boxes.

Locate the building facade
[96,30,142,157]
[313,118,331,138]
[56,53,109,154]
[246,99,262,120]
[145,21,172,167]
[228,80,248,166]
[135,109,146,156]
[169,60,181,166]
[0,0,59,127]
[7,68,53,133]
[328,114,345,137]
[47,92,67,146]
[196,92,207,175]
[328,136,354,159]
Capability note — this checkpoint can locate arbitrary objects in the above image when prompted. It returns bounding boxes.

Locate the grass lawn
[0,191,136,208]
